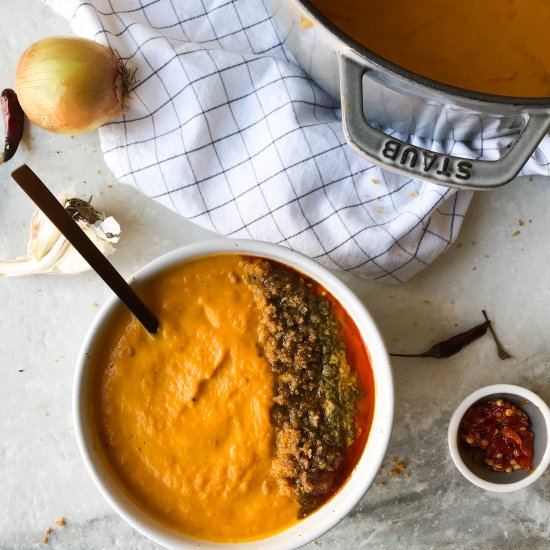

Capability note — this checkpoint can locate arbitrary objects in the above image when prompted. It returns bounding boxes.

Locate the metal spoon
[11,164,159,334]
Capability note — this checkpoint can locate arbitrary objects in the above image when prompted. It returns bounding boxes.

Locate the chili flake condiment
[459,399,534,473]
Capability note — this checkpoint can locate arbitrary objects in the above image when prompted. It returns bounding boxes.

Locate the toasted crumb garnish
[41,538,48,544]
[45,527,53,535]
[55,517,66,527]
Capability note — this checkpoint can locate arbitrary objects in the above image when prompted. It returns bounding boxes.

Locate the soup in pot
[308,0,550,97]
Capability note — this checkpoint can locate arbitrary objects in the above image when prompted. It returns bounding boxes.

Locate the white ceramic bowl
[73,239,394,550]
[448,384,550,492]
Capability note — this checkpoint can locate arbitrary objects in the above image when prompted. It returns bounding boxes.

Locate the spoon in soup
[11,164,159,334]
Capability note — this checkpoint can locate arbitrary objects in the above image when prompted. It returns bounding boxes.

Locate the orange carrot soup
[92,254,374,542]
[309,0,550,97]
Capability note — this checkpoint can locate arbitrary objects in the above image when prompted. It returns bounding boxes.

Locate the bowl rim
[73,238,394,549]
[447,383,550,492]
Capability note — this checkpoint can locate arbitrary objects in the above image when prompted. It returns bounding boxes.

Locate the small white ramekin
[73,238,394,549]
[448,384,550,492]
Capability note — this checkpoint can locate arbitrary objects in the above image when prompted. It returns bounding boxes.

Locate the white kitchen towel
[44,0,550,283]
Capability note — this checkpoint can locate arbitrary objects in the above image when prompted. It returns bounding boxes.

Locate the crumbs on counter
[40,517,65,543]
[512,230,521,237]
[389,457,408,477]
[376,458,409,487]
[55,517,66,527]
[91,302,98,308]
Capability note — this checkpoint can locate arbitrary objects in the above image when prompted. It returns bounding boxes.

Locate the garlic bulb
[0,196,121,276]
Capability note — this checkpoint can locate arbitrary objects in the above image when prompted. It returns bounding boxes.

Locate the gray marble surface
[2,2,550,549]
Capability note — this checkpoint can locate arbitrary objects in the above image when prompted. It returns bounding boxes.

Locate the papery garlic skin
[0,196,121,276]
[0,237,70,276]
[50,216,121,275]
[28,201,63,259]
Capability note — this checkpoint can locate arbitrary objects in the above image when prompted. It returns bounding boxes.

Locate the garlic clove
[51,223,117,275]
[0,194,121,276]
[0,236,70,276]
[28,200,63,259]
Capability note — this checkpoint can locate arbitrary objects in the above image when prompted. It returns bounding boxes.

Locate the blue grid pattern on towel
[44,0,550,282]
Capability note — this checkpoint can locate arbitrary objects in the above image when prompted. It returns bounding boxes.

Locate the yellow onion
[15,36,132,135]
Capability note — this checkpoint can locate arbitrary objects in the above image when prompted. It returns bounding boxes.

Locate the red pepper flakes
[459,398,534,473]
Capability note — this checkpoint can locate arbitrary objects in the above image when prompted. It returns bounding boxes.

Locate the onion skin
[15,36,129,135]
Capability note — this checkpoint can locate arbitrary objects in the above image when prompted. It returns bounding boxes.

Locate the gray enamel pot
[267,0,550,189]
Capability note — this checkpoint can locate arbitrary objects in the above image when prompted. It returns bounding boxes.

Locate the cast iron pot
[267,0,550,190]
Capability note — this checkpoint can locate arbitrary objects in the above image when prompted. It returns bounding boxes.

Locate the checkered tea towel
[44,0,550,283]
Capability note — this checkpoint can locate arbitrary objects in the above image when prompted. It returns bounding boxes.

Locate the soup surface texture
[93,255,374,542]
[308,0,550,97]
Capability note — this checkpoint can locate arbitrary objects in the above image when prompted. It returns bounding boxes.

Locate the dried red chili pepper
[0,88,24,163]
[390,310,512,360]
[459,399,534,473]
[482,309,512,359]
[391,320,490,359]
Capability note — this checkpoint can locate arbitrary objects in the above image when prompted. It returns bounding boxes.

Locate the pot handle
[340,53,550,190]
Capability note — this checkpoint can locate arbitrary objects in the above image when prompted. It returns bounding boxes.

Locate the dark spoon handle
[11,164,159,334]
